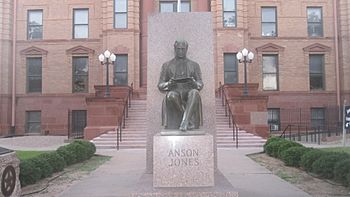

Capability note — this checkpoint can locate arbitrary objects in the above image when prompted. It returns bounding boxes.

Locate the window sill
[261,36,278,38]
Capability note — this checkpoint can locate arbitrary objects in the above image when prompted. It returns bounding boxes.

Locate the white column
[177,0,181,12]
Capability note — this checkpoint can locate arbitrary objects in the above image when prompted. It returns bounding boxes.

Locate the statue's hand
[191,77,202,90]
[196,82,203,90]
[167,78,176,89]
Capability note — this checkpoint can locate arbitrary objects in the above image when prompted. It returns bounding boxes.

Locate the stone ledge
[132,171,238,197]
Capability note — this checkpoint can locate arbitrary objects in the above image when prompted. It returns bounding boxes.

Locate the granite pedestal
[0,147,21,197]
[153,133,214,187]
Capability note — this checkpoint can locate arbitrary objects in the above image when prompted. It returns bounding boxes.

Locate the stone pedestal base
[223,84,269,138]
[84,97,125,140]
[0,149,21,197]
[153,133,214,187]
[132,171,238,197]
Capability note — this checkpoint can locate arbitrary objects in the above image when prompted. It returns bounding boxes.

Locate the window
[73,9,89,39]
[72,57,89,93]
[224,53,238,84]
[26,57,42,93]
[262,55,278,90]
[261,7,277,37]
[309,54,324,90]
[223,0,236,27]
[307,7,323,37]
[268,108,280,131]
[114,0,127,28]
[311,108,325,129]
[114,55,128,85]
[72,110,87,136]
[27,10,43,40]
[26,111,41,133]
[159,0,191,12]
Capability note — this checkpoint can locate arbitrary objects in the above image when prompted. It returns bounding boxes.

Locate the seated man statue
[158,40,203,131]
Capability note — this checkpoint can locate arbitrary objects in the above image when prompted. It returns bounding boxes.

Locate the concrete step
[94,136,146,141]
[217,144,265,148]
[92,99,147,150]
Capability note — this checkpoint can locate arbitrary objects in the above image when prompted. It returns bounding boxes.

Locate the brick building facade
[0,0,349,136]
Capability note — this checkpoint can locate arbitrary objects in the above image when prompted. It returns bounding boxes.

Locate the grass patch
[276,170,295,182]
[16,150,51,160]
[320,147,350,154]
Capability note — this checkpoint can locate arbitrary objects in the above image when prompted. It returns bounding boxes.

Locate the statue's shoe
[179,120,188,131]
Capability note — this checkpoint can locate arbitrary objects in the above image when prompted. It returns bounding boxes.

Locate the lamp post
[236,48,254,96]
[99,50,116,97]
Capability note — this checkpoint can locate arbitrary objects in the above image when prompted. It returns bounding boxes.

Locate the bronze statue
[158,40,203,131]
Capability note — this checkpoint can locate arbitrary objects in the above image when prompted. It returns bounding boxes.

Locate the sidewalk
[0,136,68,150]
[0,136,312,196]
[60,148,311,197]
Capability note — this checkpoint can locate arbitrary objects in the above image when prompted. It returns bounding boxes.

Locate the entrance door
[26,111,41,134]
[71,110,87,138]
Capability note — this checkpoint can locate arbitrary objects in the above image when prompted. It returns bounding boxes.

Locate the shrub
[66,142,89,162]
[19,140,96,187]
[311,152,350,179]
[74,140,96,159]
[57,146,76,165]
[277,140,302,159]
[39,152,66,173]
[265,141,281,157]
[334,159,350,186]
[263,137,284,152]
[19,160,41,187]
[30,157,53,178]
[281,146,313,167]
[300,149,328,172]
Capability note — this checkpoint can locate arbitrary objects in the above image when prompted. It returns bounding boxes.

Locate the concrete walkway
[0,136,68,150]
[60,148,311,197]
[0,136,313,196]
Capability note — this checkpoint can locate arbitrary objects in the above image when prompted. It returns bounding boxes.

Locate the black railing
[279,123,345,145]
[218,83,239,148]
[115,84,133,150]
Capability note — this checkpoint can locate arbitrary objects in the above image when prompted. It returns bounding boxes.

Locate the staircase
[91,99,147,149]
[216,98,266,148]
[92,98,266,149]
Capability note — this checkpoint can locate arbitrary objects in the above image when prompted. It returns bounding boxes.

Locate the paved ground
[0,136,68,150]
[3,136,350,196]
[59,148,311,197]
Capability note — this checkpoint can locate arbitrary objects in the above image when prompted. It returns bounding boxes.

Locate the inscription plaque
[153,133,214,187]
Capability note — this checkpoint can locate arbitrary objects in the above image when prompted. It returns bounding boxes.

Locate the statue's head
[174,40,188,59]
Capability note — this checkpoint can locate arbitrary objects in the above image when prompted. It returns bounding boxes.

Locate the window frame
[114,0,128,28]
[262,54,279,91]
[268,108,280,131]
[309,54,325,91]
[307,7,323,37]
[261,7,277,37]
[159,0,191,12]
[113,54,128,86]
[26,111,41,134]
[27,9,43,40]
[72,56,89,93]
[26,57,42,93]
[223,53,238,84]
[222,0,237,28]
[73,8,89,39]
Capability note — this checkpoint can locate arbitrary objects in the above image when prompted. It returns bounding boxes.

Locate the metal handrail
[278,123,344,145]
[115,85,133,150]
[218,83,239,148]
[280,124,292,139]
